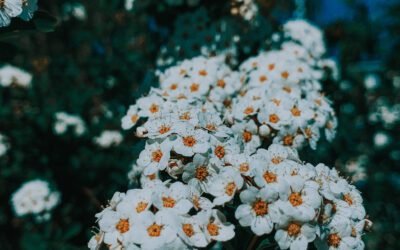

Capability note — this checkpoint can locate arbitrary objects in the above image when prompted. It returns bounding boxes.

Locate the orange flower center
[206,124,217,131]
[239,163,249,173]
[207,223,220,236]
[179,112,191,121]
[151,150,163,162]
[268,64,275,71]
[147,173,156,180]
[182,224,195,237]
[281,71,289,79]
[131,114,139,124]
[162,196,176,208]
[242,130,253,143]
[283,135,294,146]
[259,75,268,83]
[287,223,301,237]
[271,156,283,165]
[252,199,269,216]
[190,83,200,92]
[271,98,281,106]
[291,106,301,117]
[149,104,159,113]
[214,145,225,159]
[158,125,171,135]
[343,194,353,205]
[225,182,237,196]
[244,106,254,115]
[147,223,163,237]
[289,192,303,207]
[199,70,208,76]
[183,136,197,147]
[170,83,178,90]
[283,86,292,93]
[115,219,130,233]
[269,114,280,123]
[327,233,341,247]
[135,202,148,213]
[263,171,277,183]
[217,79,226,88]
[195,166,209,181]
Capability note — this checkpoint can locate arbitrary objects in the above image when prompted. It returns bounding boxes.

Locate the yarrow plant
[11,179,60,222]
[89,20,370,250]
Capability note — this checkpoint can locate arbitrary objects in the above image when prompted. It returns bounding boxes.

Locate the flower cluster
[0,64,32,88]
[54,112,86,136]
[11,179,60,222]
[89,20,368,250]
[94,130,123,148]
[0,0,38,27]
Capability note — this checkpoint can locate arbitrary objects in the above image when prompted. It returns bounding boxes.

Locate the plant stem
[247,235,259,250]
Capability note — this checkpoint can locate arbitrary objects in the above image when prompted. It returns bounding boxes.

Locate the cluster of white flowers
[0,64,32,88]
[90,20,368,250]
[54,112,86,136]
[0,0,38,27]
[11,180,60,222]
[0,133,9,157]
[94,130,123,148]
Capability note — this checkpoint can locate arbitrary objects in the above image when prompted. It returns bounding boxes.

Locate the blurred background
[0,0,399,249]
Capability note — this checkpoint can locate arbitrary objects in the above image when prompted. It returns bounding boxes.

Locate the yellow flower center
[291,106,301,117]
[190,83,200,92]
[135,202,148,213]
[281,71,289,79]
[252,199,269,216]
[327,233,341,247]
[269,114,280,123]
[162,196,176,208]
[207,223,220,236]
[239,163,249,173]
[149,104,159,114]
[151,150,163,162]
[242,130,253,143]
[195,166,209,181]
[158,125,171,135]
[182,224,195,237]
[183,136,197,147]
[225,182,236,196]
[289,192,303,207]
[147,223,163,237]
[199,69,208,76]
[343,194,353,205]
[287,223,301,237]
[214,145,225,159]
[115,219,130,234]
[259,75,268,83]
[263,171,277,183]
[244,106,254,115]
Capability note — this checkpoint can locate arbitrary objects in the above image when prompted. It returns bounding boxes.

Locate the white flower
[0,64,32,87]
[177,215,208,247]
[258,104,290,130]
[232,120,260,153]
[182,154,217,192]
[275,175,321,222]
[132,210,180,249]
[11,180,60,221]
[195,209,235,242]
[207,167,244,205]
[94,130,123,148]
[137,95,165,118]
[122,105,140,130]
[173,124,210,157]
[225,153,253,176]
[54,112,86,136]
[235,186,280,235]
[275,221,316,250]
[138,140,172,175]
[152,182,192,214]
[117,189,153,216]
[0,0,22,27]
[143,115,177,139]
[209,137,240,166]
